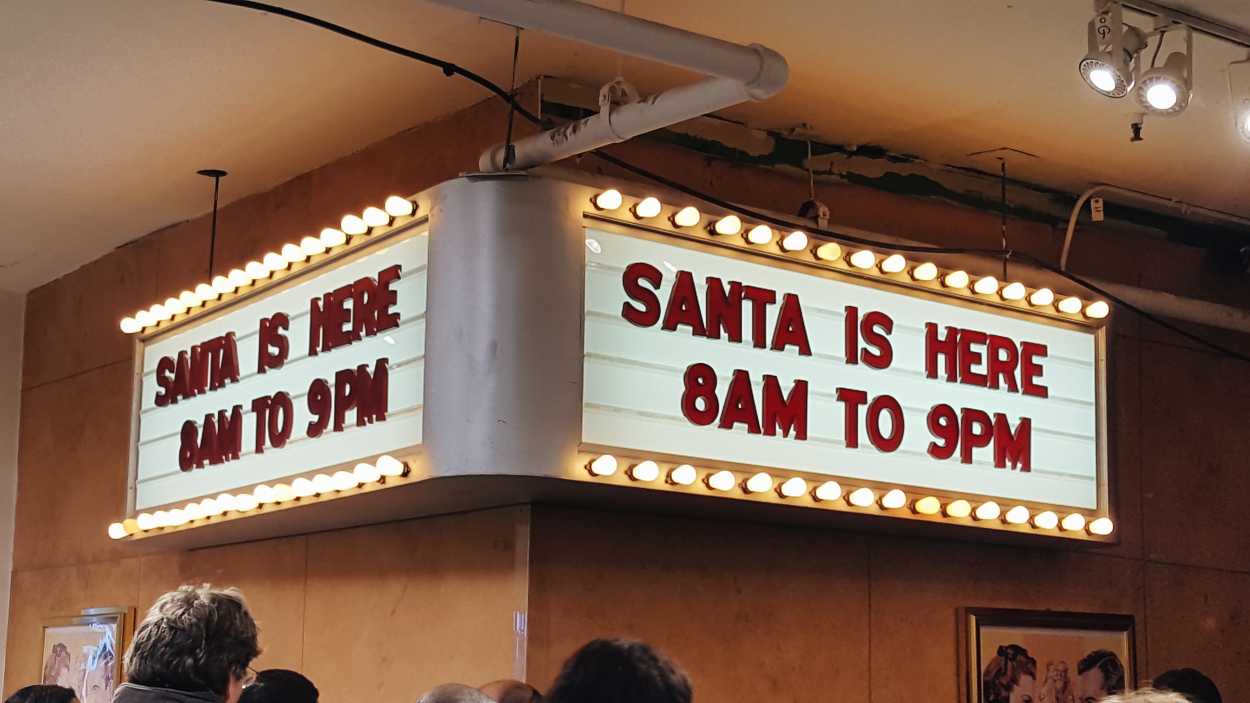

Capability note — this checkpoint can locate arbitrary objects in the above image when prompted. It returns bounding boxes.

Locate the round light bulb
[943,270,970,289]
[136,513,157,531]
[332,470,359,491]
[1033,510,1059,530]
[1061,513,1087,532]
[849,250,876,270]
[945,499,973,519]
[183,503,204,521]
[200,498,222,516]
[593,189,623,211]
[814,242,842,261]
[778,477,807,498]
[588,454,618,477]
[1085,301,1110,319]
[744,472,774,494]
[973,276,1000,295]
[672,206,701,228]
[320,227,347,247]
[813,481,843,502]
[1001,282,1027,301]
[1146,82,1178,110]
[745,224,773,245]
[195,283,217,301]
[913,496,941,515]
[629,460,660,482]
[227,268,250,288]
[1088,517,1115,536]
[292,478,316,498]
[354,462,382,484]
[212,275,234,294]
[911,262,938,281]
[281,243,306,263]
[880,489,907,510]
[134,310,154,327]
[1058,296,1083,314]
[300,236,327,256]
[311,474,335,494]
[1089,68,1116,93]
[781,230,808,252]
[668,464,697,486]
[216,493,238,512]
[120,317,141,334]
[178,290,200,309]
[234,494,259,512]
[713,215,742,236]
[163,297,186,316]
[1030,288,1055,306]
[253,484,276,504]
[262,252,287,272]
[880,254,907,274]
[273,483,294,503]
[149,303,170,321]
[633,197,662,219]
[167,509,188,526]
[107,522,128,540]
[341,214,368,235]
[848,487,876,507]
[384,195,415,217]
[362,206,391,228]
[376,455,407,477]
[1004,505,1031,525]
[706,470,736,492]
[974,501,1001,521]
[244,261,268,280]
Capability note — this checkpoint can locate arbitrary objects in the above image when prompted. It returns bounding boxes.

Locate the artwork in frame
[960,608,1136,703]
[40,608,133,703]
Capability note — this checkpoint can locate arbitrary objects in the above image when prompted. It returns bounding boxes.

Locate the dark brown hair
[983,644,1038,703]
[4,685,77,703]
[547,639,691,703]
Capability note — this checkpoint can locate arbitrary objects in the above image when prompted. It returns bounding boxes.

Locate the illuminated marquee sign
[582,226,1106,515]
[130,231,427,512]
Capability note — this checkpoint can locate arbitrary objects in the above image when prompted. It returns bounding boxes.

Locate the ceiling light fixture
[1079,1,1146,98]
[1137,27,1193,115]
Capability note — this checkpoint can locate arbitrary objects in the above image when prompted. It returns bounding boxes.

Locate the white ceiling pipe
[430,0,788,172]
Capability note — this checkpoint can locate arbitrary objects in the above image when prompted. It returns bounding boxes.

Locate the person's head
[982,644,1038,703]
[124,585,261,703]
[1152,668,1222,703]
[1076,649,1126,703]
[4,685,77,703]
[1099,688,1189,703]
[416,683,494,703]
[546,639,691,703]
[239,670,318,703]
[479,679,542,703]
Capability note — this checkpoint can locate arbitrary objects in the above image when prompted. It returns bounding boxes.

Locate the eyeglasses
[242,667,259,688]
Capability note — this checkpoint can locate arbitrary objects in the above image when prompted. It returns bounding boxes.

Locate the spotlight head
[1079,4,1145,98]
[1136,30,1193,116]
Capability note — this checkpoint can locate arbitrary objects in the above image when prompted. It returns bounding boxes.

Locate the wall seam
[22,358,130,393]
[1137,331,1151,682]
[866,539,873,703]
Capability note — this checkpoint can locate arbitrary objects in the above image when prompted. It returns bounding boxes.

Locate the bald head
[418,683,496,703]
[480,679,543,703]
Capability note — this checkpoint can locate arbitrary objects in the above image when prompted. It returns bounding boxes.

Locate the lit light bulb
[672,206,701,228]
[300,236,327,256]
[362,206,391,228]
[253,484,276,503]
[588,455,618,477]
[184,503,204,521]
[195,283,217,301]
[1088,517,1115,535]
[1088,68,1116,93]
[244,261,268,280]
[149,303,170,321]
[1030,288,1055,306]
[744,472,774,494]
[136,513,157,531]
[814,242,842,261]
[234,494,259,512]
[593,189,623,211]
[167,509,188,526]
[914,496,941,515]
[781,230,808,252]
[706,470,736,492]
[633,197,662,219]
[1058,296,1083,314]
[848,487,876,507]
[849,250,876,270]
[227,268,250,288]
[341,214,368,235]
[813,481,842,502]
[178,290,200,309]
[912,262,938,281]
[262,252,287,272]
[880,489,907,510]
[273,483,294,502]
[880,254,907,274]
[1004,505,1030,525]
[1001,282,1027,301]
[376,455,407,477]
[974,501,1001,521]
[973,276,999,295]
[107,522,128,540]
[778,477,807,498]
[668,464,697,486]
[164,297,186,316]
[120,317,141,334]
[1033,511,1059,530]
[945,499,973,519]
[354,462,382,484]
[212,275,234,294]
[312,474,335,494]
[320,227,347,247]
[134,310,154,327]
[944,270,970,289]
[1146,82,1178,110]
[292,478,316,498]
[281,243,306,263]
[745,225,773,245]
[385,195,415,217]
[333,470,359,491]
[1061,513,1087,532]
[1085,301,1110,319]
[629,460,660,482]
[713,215,742,236]
[123,518,140,534]
[216,493,238,512]
[200,498,222,516]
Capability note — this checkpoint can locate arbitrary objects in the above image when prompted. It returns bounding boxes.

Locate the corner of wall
[0,290,26,687]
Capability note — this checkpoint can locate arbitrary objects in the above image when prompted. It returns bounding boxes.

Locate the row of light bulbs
[106,455,409,540]
[591,189,1110,320]
[119,196,418,334]
[586,454,1115,537]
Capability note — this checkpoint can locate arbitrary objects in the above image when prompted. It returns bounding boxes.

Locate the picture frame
[960,607,1136,703]
[40,607,134,703]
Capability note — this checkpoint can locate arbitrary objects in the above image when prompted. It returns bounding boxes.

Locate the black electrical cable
[1152,29,1167,68]
[199,0,1250,363]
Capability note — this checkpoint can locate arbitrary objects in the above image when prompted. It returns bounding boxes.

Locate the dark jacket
[112,684,220,703]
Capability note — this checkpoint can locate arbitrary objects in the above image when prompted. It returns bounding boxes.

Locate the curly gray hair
[1100,689,1190,703]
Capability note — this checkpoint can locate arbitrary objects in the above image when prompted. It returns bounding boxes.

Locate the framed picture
[960,608,1136,703]
[41,608,133,703]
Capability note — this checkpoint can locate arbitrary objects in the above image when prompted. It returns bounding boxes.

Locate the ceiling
[4,0,1250,293]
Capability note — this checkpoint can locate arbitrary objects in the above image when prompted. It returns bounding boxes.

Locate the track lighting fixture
[1136,27,1193,115]
[1079,1,1145,98]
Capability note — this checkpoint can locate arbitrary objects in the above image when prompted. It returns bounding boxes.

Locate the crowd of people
[0,585,1224,703]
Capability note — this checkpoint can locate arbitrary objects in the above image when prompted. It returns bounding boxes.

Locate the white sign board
[582,228,1104,510]
[133,233,427,510]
